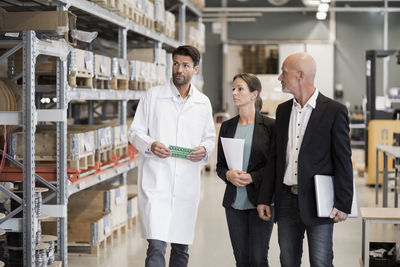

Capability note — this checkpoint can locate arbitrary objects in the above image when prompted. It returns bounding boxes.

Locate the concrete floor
[69,153,400,267]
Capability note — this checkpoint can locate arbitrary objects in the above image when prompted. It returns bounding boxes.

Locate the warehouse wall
[203,23,223,112]
[203,10,400,112]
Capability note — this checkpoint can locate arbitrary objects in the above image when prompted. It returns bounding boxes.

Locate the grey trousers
[145,239,189,267]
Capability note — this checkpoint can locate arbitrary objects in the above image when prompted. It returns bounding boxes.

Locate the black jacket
[217,112,275,207]
[258,93,353,226]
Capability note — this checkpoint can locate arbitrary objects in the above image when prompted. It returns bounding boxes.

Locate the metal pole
[179,3,186,43]
[56,41,69,267]
[383,0,389,98]
[118,27,127,60]
[22,30,36,267]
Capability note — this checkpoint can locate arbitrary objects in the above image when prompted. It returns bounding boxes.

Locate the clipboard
[314,174,358,218]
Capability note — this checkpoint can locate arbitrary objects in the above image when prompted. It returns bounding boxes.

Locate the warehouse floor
[69,150,399,267]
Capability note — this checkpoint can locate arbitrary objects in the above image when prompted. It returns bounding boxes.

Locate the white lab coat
[128,80,216,245]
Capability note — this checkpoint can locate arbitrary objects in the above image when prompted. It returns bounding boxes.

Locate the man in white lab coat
[128,45,216,267]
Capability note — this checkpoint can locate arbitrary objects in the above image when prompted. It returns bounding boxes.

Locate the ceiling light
[321,0,331,3]
[318,3,330,12]
[316,11,327,20]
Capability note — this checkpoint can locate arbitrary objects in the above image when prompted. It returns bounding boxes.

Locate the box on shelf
[154,0,165,33]
[165,11,176,39]
[111,58,129,90]
[127,194,138,224]
[127,48,166,65]
[142,0,154,29]
[0,11,76,33]
[68,48,94,88]
[69,185,128,230]
[94,54,112,79]
[9,126,96,171]
[42,213,112,246]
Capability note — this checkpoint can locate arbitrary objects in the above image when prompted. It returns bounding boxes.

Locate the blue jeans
[145,239,189,267]
[225,207,274,267]
[277,191,334,267]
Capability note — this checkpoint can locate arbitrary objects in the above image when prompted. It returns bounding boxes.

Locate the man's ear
[194,65,199,74]
[297,70,304,80]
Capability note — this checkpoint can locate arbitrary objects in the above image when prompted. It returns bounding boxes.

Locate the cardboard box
[94,54,112,78]
[0,11,76,32]
[127,48,166,65]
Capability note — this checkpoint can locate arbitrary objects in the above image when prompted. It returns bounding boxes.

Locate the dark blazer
[217,112,275,208]
[258,93,353,226]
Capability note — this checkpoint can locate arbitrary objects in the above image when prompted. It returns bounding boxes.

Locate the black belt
[283,184,298,195]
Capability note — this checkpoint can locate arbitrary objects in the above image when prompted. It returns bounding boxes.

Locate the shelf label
[100,56,107,73]
[103,215,111,235]
[84,51,92,70]
[84,132,92,152]
[115,188,122,205]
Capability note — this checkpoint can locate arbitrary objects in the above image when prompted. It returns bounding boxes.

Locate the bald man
[257,53,353,267]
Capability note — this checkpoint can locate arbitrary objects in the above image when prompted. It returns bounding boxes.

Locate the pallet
[69,153,96,171]
[96,146,112,162]
[48,261,62,267]
[68,72,93,88]
[113,144,128,158]
[95,77,111,89]
[112,221,127,238]
[132,11,143,24]
[143,17,154,30]
[127,216,136,229]
[67,235,112,255]
[128,80,142,90]
[110,77,128,90]
[164,28,175,39]
[154,21,165,34]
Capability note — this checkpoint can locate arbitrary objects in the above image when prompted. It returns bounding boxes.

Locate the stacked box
[154,0,165,33]
[142,0,154,29]
[165,11,176,39]
[112,58,129,80]
[127,47,166,65]
[129,60,142,90]
[94,54,112,79]
[111,58,129,90]
[68,48,94,88]
[111,124,128,148]
[42,214,111,246]
[158,64,167,85]
[9,126,96,171]
[127,195,138,224]
[68,185,128,230]
[186,22,205,53]
[68,125,113,162]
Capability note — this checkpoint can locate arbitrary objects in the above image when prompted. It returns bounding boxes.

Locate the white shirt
[283,89,319,186]
[170,79,193,112]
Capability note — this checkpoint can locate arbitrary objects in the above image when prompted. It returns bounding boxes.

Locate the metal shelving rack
[0,0,202,266]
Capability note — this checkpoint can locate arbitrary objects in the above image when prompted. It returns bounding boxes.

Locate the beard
[281,83,290,93]
[173,73,188,86]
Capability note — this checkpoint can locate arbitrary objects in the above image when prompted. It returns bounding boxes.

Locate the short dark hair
[233,73,263,112]
[172,45,200,67]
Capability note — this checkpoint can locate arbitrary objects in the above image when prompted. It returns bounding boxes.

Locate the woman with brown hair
[216,73,275,267]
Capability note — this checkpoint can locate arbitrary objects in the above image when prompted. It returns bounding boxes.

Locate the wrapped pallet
[154,0,165,33]
[165,11,176,39]
[68,48,94,88]
[127,47,166,65]
[94,54,112,89]
[111,57,129,90]
[129,60,142,90]
[9,125,96,171]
